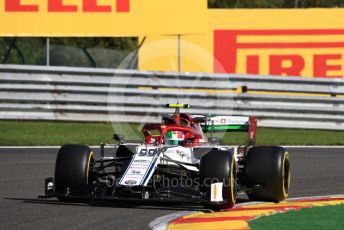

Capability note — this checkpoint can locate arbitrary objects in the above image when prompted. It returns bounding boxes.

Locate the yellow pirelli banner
[139,9,344,78]
[0,0,207,36]
[2,2,344,78]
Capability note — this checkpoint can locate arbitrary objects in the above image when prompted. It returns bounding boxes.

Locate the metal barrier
[0,64,344,130]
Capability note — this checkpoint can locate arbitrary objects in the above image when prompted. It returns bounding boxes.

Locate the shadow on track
[4,197,250,212]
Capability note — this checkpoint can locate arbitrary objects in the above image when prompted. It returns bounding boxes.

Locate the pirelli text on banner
[214,29,344,78]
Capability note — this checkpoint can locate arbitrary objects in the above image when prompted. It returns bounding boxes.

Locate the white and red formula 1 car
[41,104,290,210]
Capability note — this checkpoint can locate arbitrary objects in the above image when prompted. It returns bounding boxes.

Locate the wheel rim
[282,152,290,198]
[229,158,236,205]
[86,151,94,185]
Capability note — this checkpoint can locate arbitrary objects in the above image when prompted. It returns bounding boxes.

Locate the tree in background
[48,37,138,68]
[0,37,138,68]
[0,38,46,65]
[208,0,344,8]
[208,0,283,8]
[50,37,137,51]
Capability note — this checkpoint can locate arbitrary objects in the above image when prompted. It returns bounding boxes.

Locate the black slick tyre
[54,144,94,202]
[200,150,236,210]
[245,146,290,202]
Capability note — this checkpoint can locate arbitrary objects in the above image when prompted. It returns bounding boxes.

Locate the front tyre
[54,144,94,202]
[245,146,290,202]
[200,150,236,210]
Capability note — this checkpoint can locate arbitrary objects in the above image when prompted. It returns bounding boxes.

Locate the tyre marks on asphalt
[167,195,344,230]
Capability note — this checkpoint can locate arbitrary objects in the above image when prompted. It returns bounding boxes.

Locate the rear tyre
[54,144,94,202]
[245,146,290,202]
[200,150,236,210]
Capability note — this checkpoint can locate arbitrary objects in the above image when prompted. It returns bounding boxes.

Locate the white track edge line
[283,146,344,148]
[287,194,344,200]
[0,145,113,149]
[1,145,344,149]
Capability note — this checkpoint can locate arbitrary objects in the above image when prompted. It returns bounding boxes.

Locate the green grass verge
[1,120,344,146]
[0,121,114,146]
[249,204,344,230]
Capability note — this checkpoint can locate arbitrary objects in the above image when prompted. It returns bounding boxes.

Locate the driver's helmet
[165,131,185,145]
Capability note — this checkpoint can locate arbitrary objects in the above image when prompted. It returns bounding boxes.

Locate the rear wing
[198,115,257,145]
[201,116,249,132]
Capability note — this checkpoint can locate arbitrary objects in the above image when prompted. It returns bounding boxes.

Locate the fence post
[46,38,50,66]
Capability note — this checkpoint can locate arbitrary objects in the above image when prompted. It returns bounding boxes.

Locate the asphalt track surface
[0,147,343,230]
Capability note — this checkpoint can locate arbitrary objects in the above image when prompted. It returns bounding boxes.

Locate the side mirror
[113,134,125,143]
[208,137,221,145]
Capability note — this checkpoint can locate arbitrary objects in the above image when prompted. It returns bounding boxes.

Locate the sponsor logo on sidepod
[124,180,137,185]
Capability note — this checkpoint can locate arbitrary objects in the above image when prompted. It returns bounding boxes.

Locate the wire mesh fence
[0,37,138,69]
